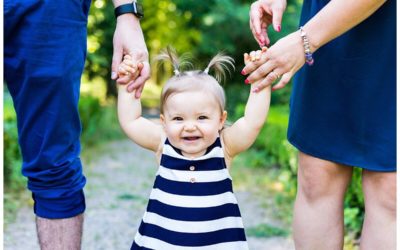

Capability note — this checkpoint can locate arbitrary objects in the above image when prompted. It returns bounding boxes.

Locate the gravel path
[4,140,294,250]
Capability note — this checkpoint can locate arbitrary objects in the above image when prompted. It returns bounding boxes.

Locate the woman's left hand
[242,31,306,91]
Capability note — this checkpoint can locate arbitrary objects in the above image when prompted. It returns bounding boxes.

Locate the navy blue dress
[288,0,396,171]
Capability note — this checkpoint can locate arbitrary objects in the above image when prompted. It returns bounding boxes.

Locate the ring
[270,71,280,79]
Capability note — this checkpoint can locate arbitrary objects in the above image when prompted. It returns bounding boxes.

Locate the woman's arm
[304,0,386,53]
[222,52,271,159]
[243,0,387,91]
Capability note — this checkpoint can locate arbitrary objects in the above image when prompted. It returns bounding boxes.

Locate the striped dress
[131,137,248,250]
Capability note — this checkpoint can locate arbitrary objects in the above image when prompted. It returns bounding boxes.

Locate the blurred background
[4,0,364,249]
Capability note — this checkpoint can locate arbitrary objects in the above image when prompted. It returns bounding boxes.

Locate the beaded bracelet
[299,26,314,66]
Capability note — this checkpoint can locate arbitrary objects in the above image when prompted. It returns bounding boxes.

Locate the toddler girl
[117,47,271,250]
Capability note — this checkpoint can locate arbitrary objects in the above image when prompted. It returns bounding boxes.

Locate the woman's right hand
[242,31,306,91]
[249,0,287,47]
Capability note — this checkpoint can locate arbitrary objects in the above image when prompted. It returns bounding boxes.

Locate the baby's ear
[160,114,166,130]
[219,111,228,130]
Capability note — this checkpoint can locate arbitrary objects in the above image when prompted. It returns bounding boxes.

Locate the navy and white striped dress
[131,137,248,250]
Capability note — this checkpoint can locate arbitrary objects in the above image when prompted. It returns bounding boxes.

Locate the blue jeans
[4,0,91,219]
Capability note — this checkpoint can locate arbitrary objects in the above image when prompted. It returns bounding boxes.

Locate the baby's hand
[244,47,268,91]
[243,46,268,66]
[117,54,142,85]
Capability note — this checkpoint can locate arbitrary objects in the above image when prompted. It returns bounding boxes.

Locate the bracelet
[299,26,314,66]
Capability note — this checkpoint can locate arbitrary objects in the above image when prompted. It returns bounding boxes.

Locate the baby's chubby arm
[117,55,164,152]
[222,48,272,158]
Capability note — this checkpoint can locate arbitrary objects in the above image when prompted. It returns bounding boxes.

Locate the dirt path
[4,140,294,250]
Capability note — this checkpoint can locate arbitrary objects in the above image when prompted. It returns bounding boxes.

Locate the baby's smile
[182,136,201,141]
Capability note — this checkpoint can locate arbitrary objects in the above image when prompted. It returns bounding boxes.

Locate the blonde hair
[156,46,235,114]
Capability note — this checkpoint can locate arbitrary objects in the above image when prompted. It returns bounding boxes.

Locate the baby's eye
[198,116,208,120]
[172,117,183,121]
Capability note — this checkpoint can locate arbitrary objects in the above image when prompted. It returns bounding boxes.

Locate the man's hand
[112,14,150,98]
[249,0,287,47]
[117,54,143,85]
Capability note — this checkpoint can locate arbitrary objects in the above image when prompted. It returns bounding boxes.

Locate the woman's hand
[249,0,287,47]
[242,31,306,91]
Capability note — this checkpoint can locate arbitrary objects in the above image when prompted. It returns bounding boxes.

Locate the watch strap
[114,2,143,19]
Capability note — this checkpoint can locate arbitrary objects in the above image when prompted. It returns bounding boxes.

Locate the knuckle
[266,74,275,82]
[275,57,284,65]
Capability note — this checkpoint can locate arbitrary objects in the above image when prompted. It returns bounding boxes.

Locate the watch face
[136,3,144,17]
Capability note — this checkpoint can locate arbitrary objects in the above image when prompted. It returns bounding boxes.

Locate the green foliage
[86,1,116,96]
[4,91,28,225]
[344,168,364,238]
[78,95,124,146]
[4,92,26,192]
[85,0,302,97]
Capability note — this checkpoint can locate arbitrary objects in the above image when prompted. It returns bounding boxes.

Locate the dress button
[190,177,196,183]
[189,166,195,171]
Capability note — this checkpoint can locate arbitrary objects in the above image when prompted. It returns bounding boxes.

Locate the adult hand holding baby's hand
[111,14,150,98]
[242,31,306,92]
[117,54,143,89]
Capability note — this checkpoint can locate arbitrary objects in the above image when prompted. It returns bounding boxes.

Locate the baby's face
[161,90,227,158]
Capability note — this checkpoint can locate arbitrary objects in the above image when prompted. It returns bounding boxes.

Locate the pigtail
[155,46,192,76]
[204,53,235,82]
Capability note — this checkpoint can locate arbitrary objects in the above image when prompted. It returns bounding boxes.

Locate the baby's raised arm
[117,56,164,152]
[222,48,272,159]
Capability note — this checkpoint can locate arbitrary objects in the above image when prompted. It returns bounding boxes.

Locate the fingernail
[245,79,250,84]
[111,72,117,79]
[272,88,277,92]
[277,25,281,32]
[241,70,246,75]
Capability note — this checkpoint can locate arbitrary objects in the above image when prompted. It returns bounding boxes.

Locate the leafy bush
[4,93,25,192]
[78,95,124,146]
[344,168,364,240]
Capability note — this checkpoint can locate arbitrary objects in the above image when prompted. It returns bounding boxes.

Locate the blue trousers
[4,0,91,219]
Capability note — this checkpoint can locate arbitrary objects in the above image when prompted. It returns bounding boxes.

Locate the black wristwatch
[114,2,144,19]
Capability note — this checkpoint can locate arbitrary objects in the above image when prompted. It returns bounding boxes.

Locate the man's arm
[112,0,150,97]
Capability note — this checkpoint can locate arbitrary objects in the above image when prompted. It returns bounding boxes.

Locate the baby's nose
[184,123,197,131]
